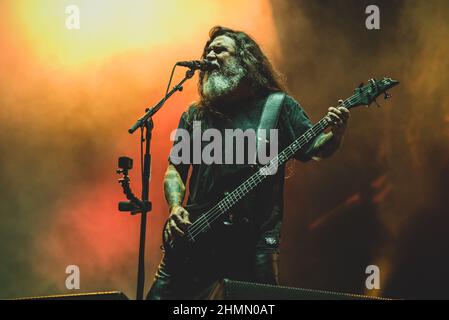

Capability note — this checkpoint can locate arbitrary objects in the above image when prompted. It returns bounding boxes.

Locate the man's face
[202,35,246,103]
[204,35,237,73]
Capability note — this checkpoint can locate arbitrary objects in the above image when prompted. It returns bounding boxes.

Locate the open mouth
[209,61,221,71]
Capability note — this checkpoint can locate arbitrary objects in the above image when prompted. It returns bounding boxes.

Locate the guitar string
[186,85,377,240]
[187,118,328,240]
[186,91,364,240]
[187,110,339,239]
[186,82,386,240]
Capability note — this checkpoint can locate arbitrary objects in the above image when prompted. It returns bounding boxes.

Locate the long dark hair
[188,26,286,122]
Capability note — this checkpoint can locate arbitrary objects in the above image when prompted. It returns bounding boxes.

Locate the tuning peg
[384,92,392,100]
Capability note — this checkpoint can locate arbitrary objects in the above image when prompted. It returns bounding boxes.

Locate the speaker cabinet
[208,279,390,300]
[14,291,129,300]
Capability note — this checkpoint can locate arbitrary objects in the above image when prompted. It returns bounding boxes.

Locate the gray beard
[202,57,246,103]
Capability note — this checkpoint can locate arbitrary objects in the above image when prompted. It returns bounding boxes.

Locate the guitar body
[162,167,256,267]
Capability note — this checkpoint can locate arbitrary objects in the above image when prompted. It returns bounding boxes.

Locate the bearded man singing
[146,26,350,300]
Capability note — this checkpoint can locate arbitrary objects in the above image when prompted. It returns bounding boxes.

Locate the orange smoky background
[0,0,448,299]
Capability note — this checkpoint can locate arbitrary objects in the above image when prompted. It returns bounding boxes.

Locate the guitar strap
[255,92,286,164]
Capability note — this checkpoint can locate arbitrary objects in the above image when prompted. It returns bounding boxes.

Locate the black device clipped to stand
[116,67,196,300]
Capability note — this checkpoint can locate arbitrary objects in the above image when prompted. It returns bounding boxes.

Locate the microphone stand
[123,67,195,300]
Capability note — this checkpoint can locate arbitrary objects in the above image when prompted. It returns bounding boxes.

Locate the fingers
[329,106,349,119]
[178,207,192,226]
[337,105,350,120]
[171,207,192,230]
[327,108,344,126]
[165,206,192,242]
[164,227,171,244]
[336,99,350,119]
[169,217,185,237]
[328,111,342,123]
[327,102,350,127]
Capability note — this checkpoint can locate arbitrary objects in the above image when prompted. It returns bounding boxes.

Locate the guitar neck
[218,117,329,209]
[208,96,358,219]
[187,77,399,241]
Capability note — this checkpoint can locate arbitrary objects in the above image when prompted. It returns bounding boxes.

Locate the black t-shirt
[168,92,321,253]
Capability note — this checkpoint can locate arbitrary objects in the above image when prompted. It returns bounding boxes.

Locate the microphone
[176,59,218,71]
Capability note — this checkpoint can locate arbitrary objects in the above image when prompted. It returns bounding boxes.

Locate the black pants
[146,249,279,300]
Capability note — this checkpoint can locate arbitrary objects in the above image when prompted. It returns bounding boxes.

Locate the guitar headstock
[347,77,399,109]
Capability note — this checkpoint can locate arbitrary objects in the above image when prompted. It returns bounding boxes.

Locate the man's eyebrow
[207,44,227,52]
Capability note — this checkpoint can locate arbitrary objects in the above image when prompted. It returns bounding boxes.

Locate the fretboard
[188,97,356,240]
[216,117,329,211]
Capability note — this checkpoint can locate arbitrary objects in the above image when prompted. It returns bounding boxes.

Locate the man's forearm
[164,165,186,210]
[310,132,342,159]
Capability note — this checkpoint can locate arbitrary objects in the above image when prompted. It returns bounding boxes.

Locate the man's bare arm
[163,164,191,241]
[164,164,186,210]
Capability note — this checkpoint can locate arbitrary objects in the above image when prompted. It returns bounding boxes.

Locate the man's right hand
[164,205,192,243]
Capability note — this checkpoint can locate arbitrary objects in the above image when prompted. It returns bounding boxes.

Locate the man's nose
[206,51,217,61]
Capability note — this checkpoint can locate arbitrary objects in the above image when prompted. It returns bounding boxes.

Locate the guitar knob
[223,212,234,226]
[384,92,392,100]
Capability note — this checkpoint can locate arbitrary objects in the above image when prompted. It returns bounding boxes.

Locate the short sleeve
[280,95,323,162]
